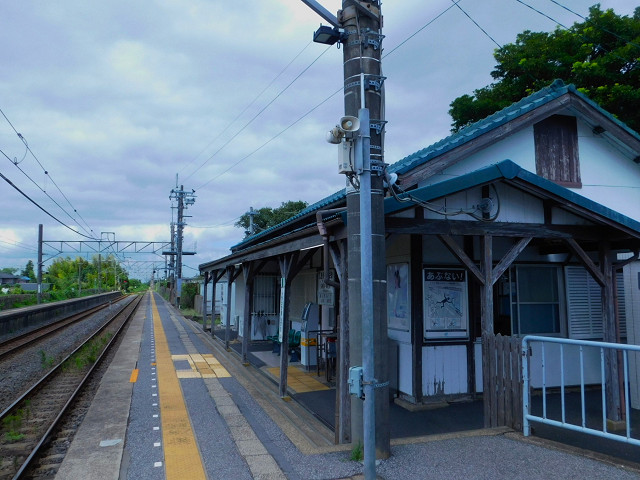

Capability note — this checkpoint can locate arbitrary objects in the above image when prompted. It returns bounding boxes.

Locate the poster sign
[387,263,410,332]
[423,268,468,340]
[317,270,335,306]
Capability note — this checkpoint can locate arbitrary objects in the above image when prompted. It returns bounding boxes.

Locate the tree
[235,200,308,237]
[1,267,18,275]
[449,5,640,132]
[21,260,36,281]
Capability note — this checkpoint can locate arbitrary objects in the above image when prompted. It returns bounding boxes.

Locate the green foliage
[180,282,199,309]
[20,260,36,282]
[350,440,363,462]
[449,5,640,132]
[3,410,25,442]
[69,333,112,370]
[43,254,130,296]
[0,267,18,275]
[235,200,308,238]
[39,350,56,369]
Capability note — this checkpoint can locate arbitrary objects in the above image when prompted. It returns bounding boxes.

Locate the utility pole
[169,184,196,307]
[248,206,256,235]
[341,0,389,468]
[301,0,389,475]
[37,224,43,304]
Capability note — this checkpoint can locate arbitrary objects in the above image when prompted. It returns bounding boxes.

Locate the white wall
[422,345,468,396]
[420,117,640,223]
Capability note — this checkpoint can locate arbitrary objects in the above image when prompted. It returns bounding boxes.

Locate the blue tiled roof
[229,80,640,254]
[385,159,640,235]
[231,188,347,250]
[390,80,640,176]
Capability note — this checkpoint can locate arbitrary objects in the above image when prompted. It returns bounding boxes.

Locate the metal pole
[37,224,43,304]
[176,185,184,307]
[358,107,375,479]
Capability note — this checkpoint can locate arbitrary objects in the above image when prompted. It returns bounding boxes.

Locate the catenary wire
[0,169,96,239]
[1,147,95,236]
[0,106,98,238]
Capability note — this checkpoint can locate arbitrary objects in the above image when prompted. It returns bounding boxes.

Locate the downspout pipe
[316,208,345,289]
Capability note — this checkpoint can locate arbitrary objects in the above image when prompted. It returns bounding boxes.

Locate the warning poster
[423,268,468,340]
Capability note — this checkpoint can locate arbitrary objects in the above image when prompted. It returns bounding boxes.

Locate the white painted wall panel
[398,342,413,396]
[422,345,468,396]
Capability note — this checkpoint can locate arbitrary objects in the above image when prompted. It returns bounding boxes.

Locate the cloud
[1,0,637,278]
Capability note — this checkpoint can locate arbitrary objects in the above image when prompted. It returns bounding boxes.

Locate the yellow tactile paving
[171,353,229,378]
[151,295,206,480]
[267,366,329,393]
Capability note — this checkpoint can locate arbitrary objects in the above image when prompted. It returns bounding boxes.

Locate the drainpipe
[316,208,345,289]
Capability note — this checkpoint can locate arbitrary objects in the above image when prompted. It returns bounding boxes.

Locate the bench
[268,328,301,362]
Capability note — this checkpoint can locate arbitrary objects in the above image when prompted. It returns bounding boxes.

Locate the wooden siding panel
[534,115,581,187]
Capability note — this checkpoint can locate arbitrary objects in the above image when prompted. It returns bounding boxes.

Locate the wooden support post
[202,271,209,331]
[330,239,350,443]
[410,234,424,403]
[601,242,622,425]
[480,235,494,428]
[225,265,235,351]
[278,250,316,399]
[242,262,254,366]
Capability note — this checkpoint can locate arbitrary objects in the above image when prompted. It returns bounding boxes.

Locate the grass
[39,349,56,369]
[3,409,25,443]
[350,440,363,462]
[69,332,113,370]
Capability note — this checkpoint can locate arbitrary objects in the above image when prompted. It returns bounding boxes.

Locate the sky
[1,0,637,281]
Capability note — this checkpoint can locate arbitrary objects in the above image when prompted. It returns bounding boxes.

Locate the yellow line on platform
[151,294,206,480]
[129,369,139,383]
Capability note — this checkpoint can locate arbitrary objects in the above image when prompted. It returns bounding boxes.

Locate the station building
[199,80,640,442]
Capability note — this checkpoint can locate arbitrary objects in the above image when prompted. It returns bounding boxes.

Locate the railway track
[0,294,142,480]
[0,295,127,361]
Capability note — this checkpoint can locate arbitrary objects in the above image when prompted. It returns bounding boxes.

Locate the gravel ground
[0,296,136,413]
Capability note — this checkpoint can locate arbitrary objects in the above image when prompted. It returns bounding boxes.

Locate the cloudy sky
[1,0,637,280]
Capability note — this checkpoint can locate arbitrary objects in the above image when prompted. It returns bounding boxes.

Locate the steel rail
[0,294,142,479]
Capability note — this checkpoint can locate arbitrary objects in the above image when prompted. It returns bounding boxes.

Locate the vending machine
[300,302,319,368]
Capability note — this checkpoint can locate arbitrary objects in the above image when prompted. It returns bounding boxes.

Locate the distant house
[199,80,640,440]
[0,273,22,285]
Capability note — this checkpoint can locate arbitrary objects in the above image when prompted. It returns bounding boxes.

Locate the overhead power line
[0,169,95,239]
[547,0,640,50]
[179,41,314,178]
[194,1,468,191]
[183,44,333,184]
[0,106,97,239]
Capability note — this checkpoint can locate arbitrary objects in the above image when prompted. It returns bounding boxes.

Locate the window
[496,265,564,336]
[534,115,581,187]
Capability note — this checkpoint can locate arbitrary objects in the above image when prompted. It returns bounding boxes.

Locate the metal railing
[522,335,640,446]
